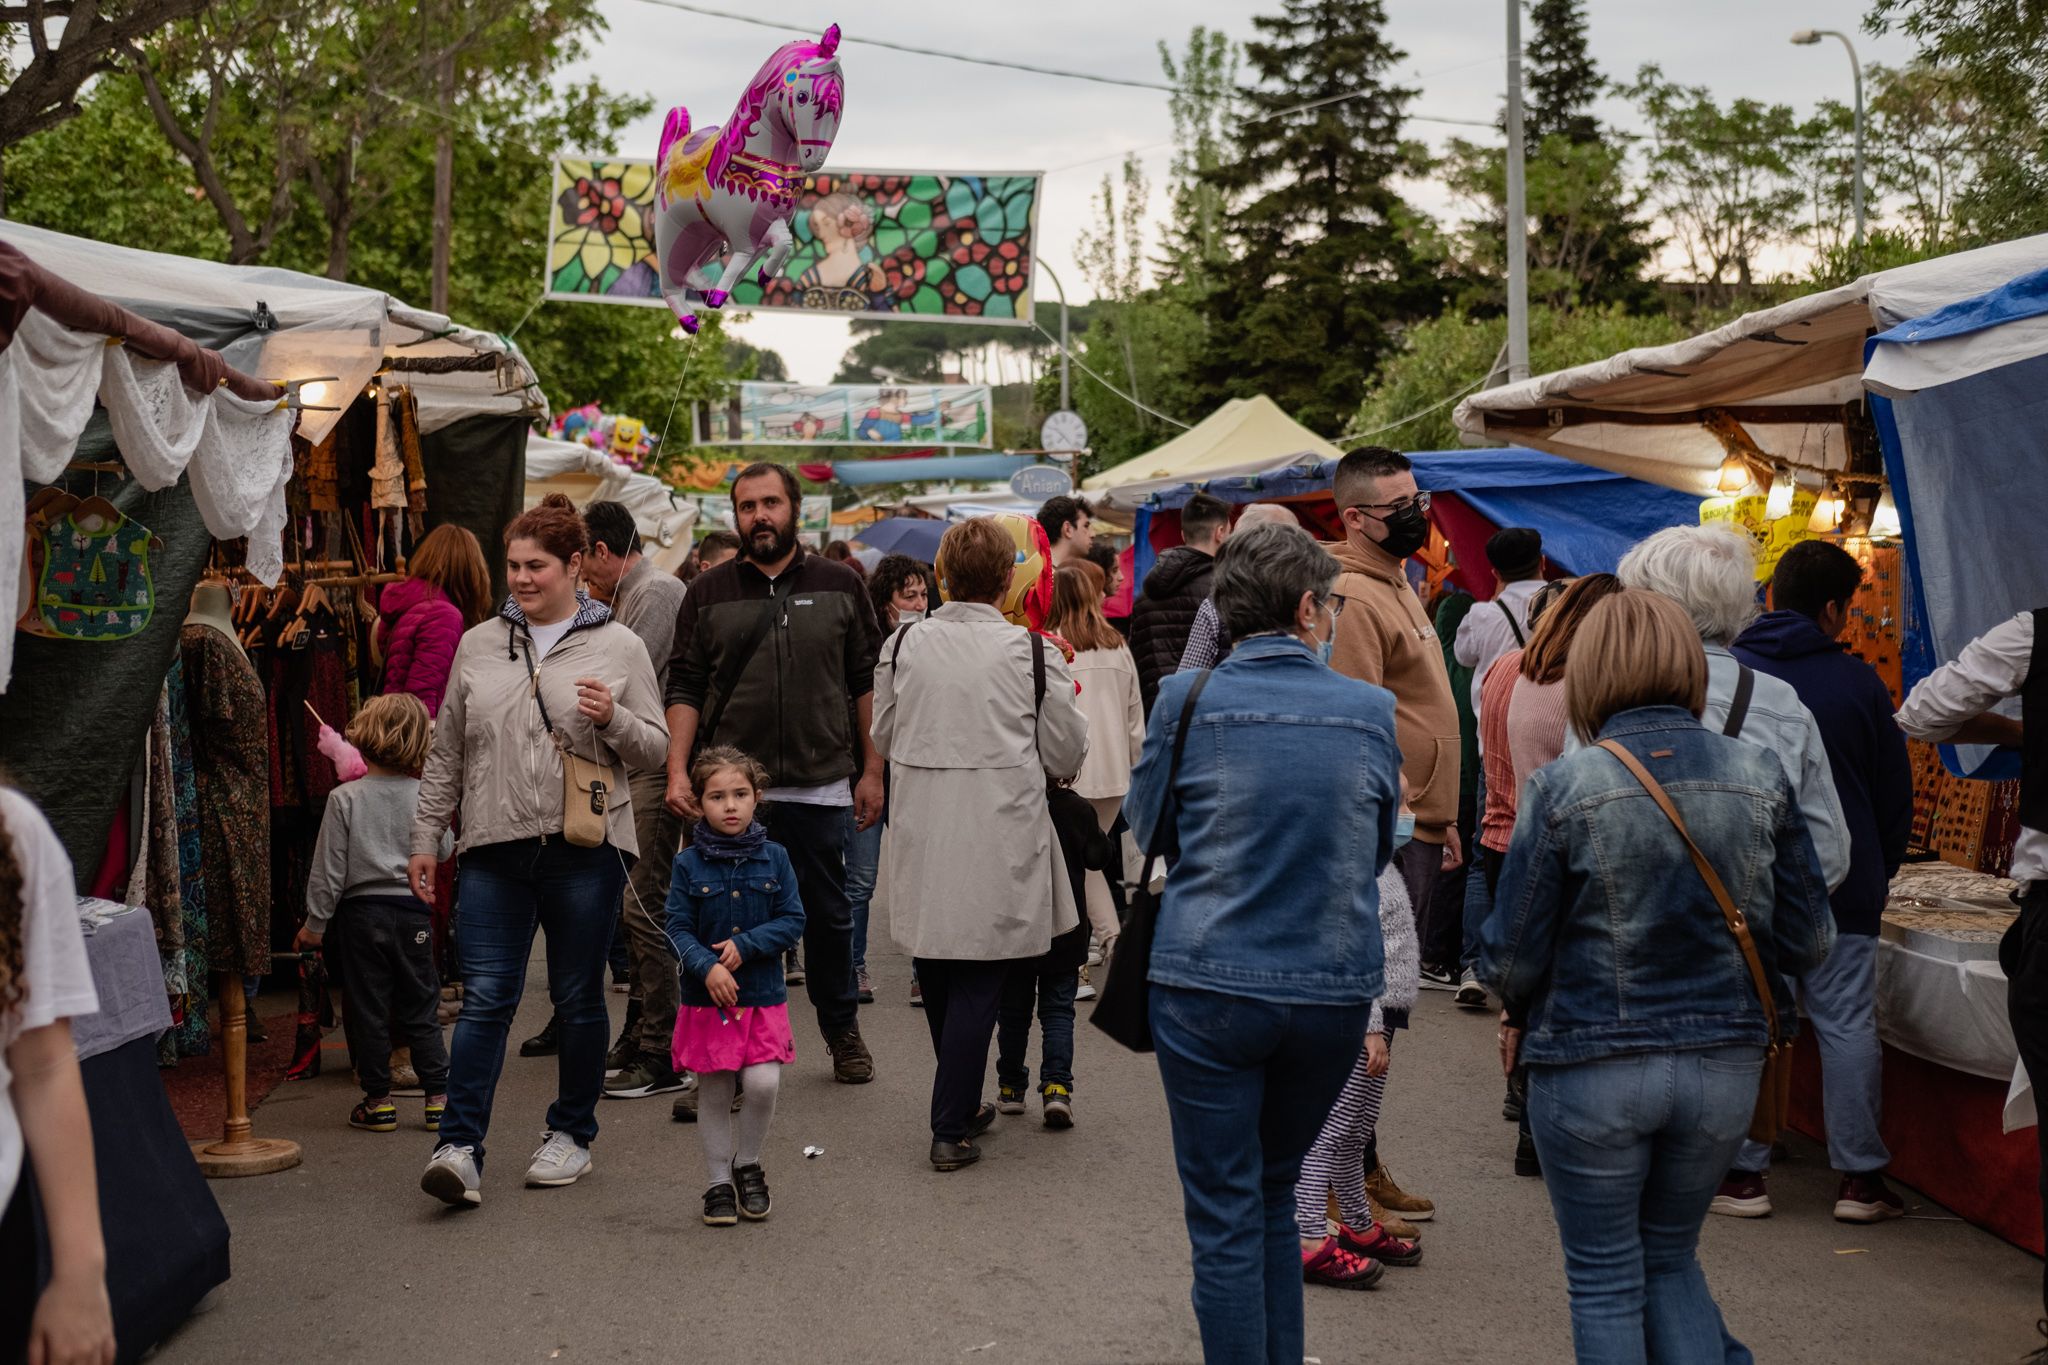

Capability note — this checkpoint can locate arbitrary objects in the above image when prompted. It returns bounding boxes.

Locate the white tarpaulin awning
[0,219,546,442]
[525,433,696,573]
[1453,235,2048,494]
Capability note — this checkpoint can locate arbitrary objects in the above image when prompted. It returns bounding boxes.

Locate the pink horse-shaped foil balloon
[654,24,845,335]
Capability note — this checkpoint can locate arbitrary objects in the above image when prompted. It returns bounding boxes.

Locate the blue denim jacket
[1126,634,1399,1005]
[663,842,807,1008]
[1478,706,1835,1066]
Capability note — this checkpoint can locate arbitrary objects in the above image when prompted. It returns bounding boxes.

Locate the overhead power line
[620,0,1176,92]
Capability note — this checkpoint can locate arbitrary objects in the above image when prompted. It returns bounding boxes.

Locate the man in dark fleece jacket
[1720,539,1912,1224]
[1128,492,1231,713]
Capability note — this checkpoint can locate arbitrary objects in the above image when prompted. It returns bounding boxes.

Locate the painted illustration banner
[548,160,1040,323]
[699,382,993,447]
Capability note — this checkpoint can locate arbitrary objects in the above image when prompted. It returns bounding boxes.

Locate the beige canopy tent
[1083,395,1344,510]
[1452,235,2048,494]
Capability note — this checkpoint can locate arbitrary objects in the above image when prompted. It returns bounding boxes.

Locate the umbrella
[854,516,947,563]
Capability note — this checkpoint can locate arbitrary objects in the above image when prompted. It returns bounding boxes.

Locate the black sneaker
[604,1054,688,1099]
[856,965,875,1004]
[604,1000,643,1073]
[1515,1130,1542,1178]
[785,949,806,986]
[702,1182,739,1226]
[672,1086,699,1123]
[734,1162,772,1220]
[519,1014,560,1057]
[1418,963,1458,991]
[967,1102,997,1138]
[1503,1077,1524,1123]
[929,1139,981,1171]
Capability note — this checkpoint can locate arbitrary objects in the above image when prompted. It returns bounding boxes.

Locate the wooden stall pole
[190,984,301,1178]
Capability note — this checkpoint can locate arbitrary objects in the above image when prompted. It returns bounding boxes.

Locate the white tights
[696,1063,781,1189]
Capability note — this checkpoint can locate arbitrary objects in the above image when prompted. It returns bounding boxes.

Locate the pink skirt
[671,1003,796,1075]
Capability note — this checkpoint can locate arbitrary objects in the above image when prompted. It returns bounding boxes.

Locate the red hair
[504,492,587,566]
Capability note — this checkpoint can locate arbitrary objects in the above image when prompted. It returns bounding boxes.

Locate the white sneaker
[1075,968,1098,1002]
[525,1130,592,1187]
[422,1143,482,1206]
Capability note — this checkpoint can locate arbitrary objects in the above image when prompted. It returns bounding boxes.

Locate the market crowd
[8,450,2048,1365]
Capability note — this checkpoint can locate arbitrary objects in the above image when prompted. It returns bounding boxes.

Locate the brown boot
[1365,1161,1435,1222]
[1369,1190,1421,1241]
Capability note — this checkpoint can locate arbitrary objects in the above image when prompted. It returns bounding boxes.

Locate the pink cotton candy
[317,723,369,782]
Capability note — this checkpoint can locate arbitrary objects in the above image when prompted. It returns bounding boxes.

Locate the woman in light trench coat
[875,516,1090,1171]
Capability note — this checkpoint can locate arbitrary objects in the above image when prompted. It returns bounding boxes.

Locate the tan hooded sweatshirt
[1327,537,1461,842]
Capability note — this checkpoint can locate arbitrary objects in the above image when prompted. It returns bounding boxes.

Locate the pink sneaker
[1301,1237,1383,1290]
[1336,1220,1422,1267]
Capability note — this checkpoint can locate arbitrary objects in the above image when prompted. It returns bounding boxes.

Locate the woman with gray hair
[1614,527,1850,898]
[1124,521,1405,1362]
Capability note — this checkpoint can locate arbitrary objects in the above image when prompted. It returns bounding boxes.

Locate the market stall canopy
[1453,235,2048,494]
[1083,395,1345,509]
[1865,265,2048,782]
[1125,447,1697,590]
[525,433,696,574]
[0,220,546,445]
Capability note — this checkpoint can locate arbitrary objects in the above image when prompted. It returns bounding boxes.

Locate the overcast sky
[564,0,1914,387]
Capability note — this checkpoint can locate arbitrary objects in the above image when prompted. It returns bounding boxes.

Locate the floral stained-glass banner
[698,381,994,448]
[547,160,1041,325]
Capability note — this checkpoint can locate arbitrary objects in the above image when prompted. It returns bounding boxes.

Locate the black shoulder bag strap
[1499,598,1526,647]
[1146,668,1214,864]
[1032,629,1047,713]
[1722,663,1755,739]
[889,617,918,668]
[697,577,783,749]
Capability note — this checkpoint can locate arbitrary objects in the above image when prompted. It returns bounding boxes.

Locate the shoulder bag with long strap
[1721,662,1755,738]
[696,576,786,752]
[1595,738,1790,1144]
[1092,669,1213,1053]
[520,627,615,849]
[1499,598,1526,647]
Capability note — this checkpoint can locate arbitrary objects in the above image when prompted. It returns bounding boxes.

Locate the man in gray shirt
[580,501,690,1098]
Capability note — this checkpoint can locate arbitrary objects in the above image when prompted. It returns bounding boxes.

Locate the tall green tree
[1523,0,1600,144]
[1868,0,2048,241]
[1194,0,1441,437]
[1865,62,1986,249]
[1154,26,1238,283]
[1624,65,1809,295]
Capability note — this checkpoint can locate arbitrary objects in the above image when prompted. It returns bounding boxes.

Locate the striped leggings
[1294,1031,1391,1240]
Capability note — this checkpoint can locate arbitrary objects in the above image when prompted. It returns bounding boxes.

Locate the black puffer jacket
[1128,545,1215,714]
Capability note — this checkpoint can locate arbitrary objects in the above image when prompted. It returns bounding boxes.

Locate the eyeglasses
[1344,491,1432,518]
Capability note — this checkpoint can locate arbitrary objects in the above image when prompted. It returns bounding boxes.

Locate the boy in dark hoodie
[993,782,1110,1129]
[1724,539,1913,1223]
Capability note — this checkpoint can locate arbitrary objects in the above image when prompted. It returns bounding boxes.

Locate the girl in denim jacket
[664,747,807,1227]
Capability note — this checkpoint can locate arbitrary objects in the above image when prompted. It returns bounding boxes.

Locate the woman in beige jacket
[1046,562,1144,972]
[875,518,1089,1171]
[409,494,668,1207]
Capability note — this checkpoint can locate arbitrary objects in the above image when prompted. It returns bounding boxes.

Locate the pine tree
[1524,0,1601,144]
[1193,0,1441,437]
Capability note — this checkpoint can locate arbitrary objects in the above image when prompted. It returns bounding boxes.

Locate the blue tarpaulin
[830,454,1037,486]
[1130,447,1700,589]
[1869,266,2048,781]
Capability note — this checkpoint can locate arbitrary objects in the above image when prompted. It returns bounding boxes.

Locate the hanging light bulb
[1717,449,1753,494]
[1807,482,1844,533]
[1764,467,1794,520]
[1871,487,1902,539]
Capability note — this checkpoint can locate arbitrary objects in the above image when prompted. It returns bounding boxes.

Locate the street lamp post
[1035,259,1071,413]
[1504,0,1530,383]
[1791,28,1866,248]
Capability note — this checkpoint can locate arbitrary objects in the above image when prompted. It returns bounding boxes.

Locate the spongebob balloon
[653,25,845,335]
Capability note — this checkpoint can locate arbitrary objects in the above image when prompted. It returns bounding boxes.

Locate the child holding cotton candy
[662,746,805,1227]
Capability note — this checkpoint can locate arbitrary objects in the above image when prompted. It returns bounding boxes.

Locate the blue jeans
[439,838,629,1170]
[1529,1046,1764,1365]
[1461,769,1493,972]
[1735,932,1887,1176]
[996,964,1078,1092]
[1151,984,1371,1365]
[845,812,882,970]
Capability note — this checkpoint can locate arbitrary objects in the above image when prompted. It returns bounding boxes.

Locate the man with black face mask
[1322,445,1463,1224]
[666,463,883,1091]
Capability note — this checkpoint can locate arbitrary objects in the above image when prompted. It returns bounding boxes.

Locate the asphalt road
[157,949,2042,1364]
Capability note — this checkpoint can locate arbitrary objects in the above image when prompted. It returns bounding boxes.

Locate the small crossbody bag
[521,628,615,849]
